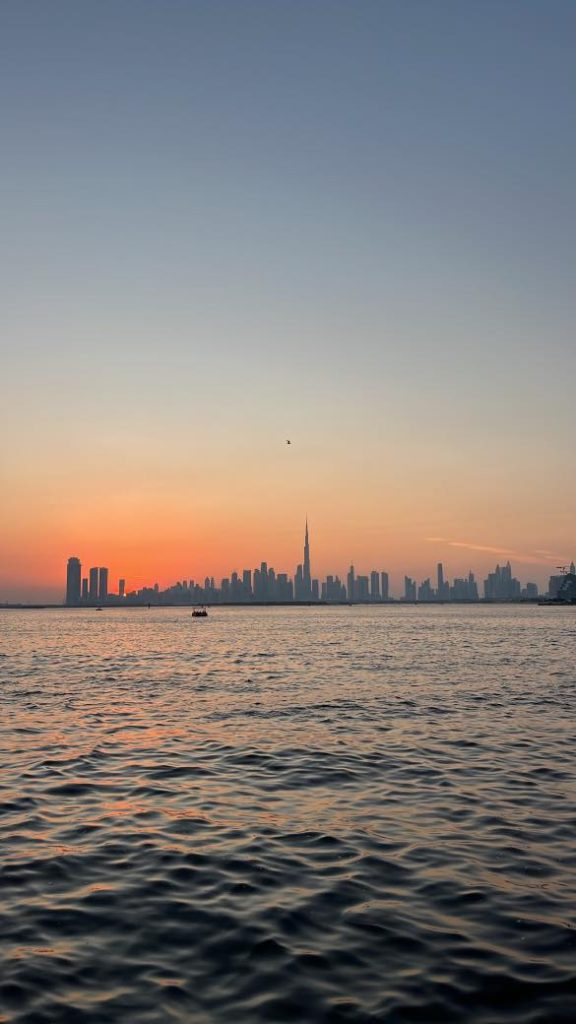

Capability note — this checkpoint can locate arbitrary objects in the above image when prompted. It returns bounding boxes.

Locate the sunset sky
[1,0,575,601]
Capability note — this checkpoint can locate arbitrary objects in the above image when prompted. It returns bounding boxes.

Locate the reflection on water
[1,605,575,1023]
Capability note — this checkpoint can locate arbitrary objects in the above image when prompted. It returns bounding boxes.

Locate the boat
[192,606,208,618]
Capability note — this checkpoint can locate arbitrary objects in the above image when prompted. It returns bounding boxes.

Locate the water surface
[1,605,575,1022]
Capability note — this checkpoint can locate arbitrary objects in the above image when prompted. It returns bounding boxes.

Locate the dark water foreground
[1,606,575,1023]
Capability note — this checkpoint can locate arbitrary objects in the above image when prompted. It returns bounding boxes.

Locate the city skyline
[57,521,571,608]
[3,511,572,604]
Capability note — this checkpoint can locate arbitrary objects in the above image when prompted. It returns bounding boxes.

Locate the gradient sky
[1,0,575,600]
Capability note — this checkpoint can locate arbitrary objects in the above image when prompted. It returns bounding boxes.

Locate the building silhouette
[555,572,576,601]
[322,574,346,601]
[450,571,479,601]
[347,565,355,602]
[483,562,520,600]
[437,562,450,600]
[294,520,313,600]
[548,562,576,600]
[66,557,81,605]
[63,529,550,608]
[303,518,312,598]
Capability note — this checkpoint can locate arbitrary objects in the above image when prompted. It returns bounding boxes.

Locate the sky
[1,0,575,601]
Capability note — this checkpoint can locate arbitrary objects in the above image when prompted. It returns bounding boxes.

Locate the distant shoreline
[0,599,558,610]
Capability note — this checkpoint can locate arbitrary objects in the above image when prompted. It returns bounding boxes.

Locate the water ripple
[1,605,576,1022]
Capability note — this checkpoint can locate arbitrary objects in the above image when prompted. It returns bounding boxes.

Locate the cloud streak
[426,538,565,566]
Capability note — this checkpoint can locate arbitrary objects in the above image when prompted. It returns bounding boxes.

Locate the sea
[1,605,575,1024]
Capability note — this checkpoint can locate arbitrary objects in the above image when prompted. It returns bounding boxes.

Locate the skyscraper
[303,518,311,598]
[66,557,81,606]
[467,571,479,601]
[484,562,520,600]
[89,567,99,602]
[242,569,252,600]
[294,564,304,600]
[437,562,449,600]
[347,565,355,602]
[98,567,109,602]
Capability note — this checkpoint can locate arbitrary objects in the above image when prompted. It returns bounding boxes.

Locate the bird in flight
[286,439,291,445]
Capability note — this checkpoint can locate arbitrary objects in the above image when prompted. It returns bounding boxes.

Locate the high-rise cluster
[65,523,552,606]
[404,564,479,602]
[66,559,115,606]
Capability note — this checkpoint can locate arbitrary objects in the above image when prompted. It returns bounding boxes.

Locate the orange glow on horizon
[1,431,573,600]
[1,505,567,601]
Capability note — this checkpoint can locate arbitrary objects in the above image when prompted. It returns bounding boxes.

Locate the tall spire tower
[303,517,311,596]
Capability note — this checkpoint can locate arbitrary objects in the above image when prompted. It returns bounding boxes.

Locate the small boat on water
[192,606,208,618]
